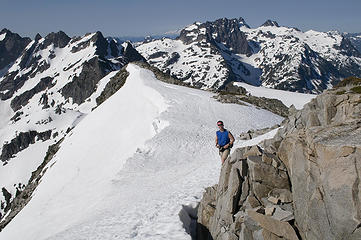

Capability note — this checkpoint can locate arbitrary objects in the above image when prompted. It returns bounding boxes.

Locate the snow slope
[234,82,316,109]
[0,31,128,216]
[0,64,283,240]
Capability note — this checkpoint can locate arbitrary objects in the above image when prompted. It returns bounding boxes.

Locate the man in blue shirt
[215,120,235,164]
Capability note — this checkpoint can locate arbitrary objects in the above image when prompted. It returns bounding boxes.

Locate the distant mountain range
[136,17,361,93]
[344,32,361,53]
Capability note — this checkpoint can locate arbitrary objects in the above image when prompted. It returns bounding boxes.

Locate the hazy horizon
[1,0,360,39]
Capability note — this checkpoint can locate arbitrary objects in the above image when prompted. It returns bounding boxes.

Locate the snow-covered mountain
[345,32,361,53]
[136,17,361,93]
[0,29,145,221]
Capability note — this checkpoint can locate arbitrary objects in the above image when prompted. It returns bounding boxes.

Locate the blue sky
[1,0,360,38]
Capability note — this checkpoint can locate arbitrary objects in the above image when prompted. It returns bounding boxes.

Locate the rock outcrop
[0,29,31,71]
[215,87,289,118]
[197,77,361,240]
[1,130,52,163]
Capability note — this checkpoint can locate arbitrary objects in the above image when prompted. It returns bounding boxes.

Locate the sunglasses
[217,124,223,126]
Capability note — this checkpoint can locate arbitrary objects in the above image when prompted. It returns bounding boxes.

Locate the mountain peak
[261,20,280,27]
[34,33,42,41]
[43,31,70,48]
[90,31,108,57]
[0,28,10,35]
[238,17,250,28]
[122,41,146,62]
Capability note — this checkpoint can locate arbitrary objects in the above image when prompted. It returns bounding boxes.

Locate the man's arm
[215,135,219,148]
[229,131,235,145]
[223,131,235,149]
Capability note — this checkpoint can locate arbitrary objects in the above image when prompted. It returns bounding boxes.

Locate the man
[215,120,235,164]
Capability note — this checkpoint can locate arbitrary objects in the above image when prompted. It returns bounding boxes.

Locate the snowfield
[234,82,316,109]
[0,64,283,240]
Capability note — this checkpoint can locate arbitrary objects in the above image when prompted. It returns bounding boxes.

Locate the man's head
[217,120,224,130]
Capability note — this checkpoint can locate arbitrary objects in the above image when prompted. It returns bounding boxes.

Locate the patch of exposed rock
[0,29,31,71]
[61,56,108,105]
[215,84,289,117]
[239,124,281,140]
[197,79,361,240]
[96,66,129,106]
[0,138,63,230]
[0,130,52,163]
[133,61,193,88]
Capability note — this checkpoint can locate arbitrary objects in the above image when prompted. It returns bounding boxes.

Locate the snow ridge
[0,30,133,219]
[0,64,283,240]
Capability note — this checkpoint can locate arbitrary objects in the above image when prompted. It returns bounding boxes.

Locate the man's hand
[224,144,229,149]
[216,144,220,148]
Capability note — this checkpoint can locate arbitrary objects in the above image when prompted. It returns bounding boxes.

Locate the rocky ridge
[214,82,289,117]
[345,33,361,54]
[0,29,31,73]
[197,77,361,239]
[0,29,145,222]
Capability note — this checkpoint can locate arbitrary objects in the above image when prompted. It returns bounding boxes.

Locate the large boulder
[197,78,361,240]
[274,79,361,240]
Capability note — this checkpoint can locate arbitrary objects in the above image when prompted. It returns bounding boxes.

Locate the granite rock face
[198,79,361,239]
[274,81,361,240]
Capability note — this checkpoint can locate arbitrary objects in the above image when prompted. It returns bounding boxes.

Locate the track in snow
[0,64,283,240]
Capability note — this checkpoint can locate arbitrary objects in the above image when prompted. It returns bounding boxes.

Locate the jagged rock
[244,145,263,158]
[34,33,42,41]
[91,31,108,57]
[0,139,63,230]
[215,93,289,117]
[178,18,252,55]
[262,20,280,27]
[132,61,191,87]
[335,37,361,57]
[267,196,279,205]
[96,66,129,106]
[268,189,292,204]
[276,89,361,239]
[240,124,281,141]
[197,144,292,240]
[198,79,361,240]
[0,29,31,70]
[272,206,294,222]
[1,188,11,207]
[109,39,119,57]
[10,76,54,111]
[247,155,290,200]
[265,206,275,216]
[262,229,284,240]
[122,42,146,62]
[41,31,70,49]
[221,82,248,95]
[0,130,52,162]
[61,57,107,104]
[248,210,299,240]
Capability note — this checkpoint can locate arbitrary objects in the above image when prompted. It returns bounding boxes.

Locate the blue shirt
[216,130,230,147]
